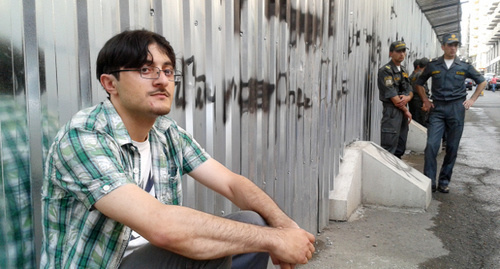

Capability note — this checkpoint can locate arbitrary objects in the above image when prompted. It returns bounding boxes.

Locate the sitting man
[40,29,315,269]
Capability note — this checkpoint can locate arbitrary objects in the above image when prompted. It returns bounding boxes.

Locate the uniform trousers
[119,210,269,269]
[424,98,466,187]
[408,97,428,127]
[381,103,409,158]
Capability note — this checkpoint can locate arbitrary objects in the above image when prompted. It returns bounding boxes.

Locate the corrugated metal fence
[0,0,442,267]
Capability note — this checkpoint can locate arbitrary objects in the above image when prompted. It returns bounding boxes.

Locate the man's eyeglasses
[109,66,182,82]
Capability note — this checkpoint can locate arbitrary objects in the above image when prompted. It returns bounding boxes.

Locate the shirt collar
[102,99,174,146]
[102,99,133,147]
[388,60,403,73]
[437,56,461,66]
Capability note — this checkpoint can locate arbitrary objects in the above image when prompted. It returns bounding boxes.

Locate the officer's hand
[463,99,475,110]
[421,99,433,112]
[399,95,410,106]
[404,110,412,123]
[394,96,406,109]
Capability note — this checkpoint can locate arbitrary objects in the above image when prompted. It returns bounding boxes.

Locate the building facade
[466,0,500,74]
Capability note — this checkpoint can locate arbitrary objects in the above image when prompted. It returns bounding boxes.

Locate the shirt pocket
[168,167,181,205]
[431,72,443,89]
[453,73,466,88]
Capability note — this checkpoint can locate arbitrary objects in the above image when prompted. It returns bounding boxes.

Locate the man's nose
[154,70,170,85]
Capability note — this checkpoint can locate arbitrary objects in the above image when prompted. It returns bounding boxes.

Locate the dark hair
[96,30,176,81]
[413,59,420,69]
[419,57,429,68]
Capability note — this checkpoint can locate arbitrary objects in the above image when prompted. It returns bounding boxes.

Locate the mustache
[149,89,169,96]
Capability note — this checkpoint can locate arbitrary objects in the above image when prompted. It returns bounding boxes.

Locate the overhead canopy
[416,0,462,43]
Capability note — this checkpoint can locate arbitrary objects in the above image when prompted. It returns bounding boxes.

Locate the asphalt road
[302,89,500,269]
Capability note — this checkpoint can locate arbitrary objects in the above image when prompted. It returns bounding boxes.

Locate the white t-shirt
[123,139,155,257]
[445,59,454,69]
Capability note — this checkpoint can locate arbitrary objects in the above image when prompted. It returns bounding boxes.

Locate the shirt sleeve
[175,126,211,174]
[377,67,399,100]
[467,64,485,85]
[403,70,413,95]
[415,67,431,86]
[53,128,132,209]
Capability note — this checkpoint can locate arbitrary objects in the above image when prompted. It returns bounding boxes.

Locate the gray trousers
[119,210,270,269]
[381,103,409,158]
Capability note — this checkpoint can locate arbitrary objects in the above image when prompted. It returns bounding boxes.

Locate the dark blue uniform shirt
[377,60,412,103]
[415,56,485,102]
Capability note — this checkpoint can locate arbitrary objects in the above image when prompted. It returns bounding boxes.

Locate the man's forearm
[180,158,314,263]
[390,95,409,112]
[96,184,313,263]
[415,85,429,101]
[152,205,278,259]
[470,81,487,101]
[230,175,298,228]
[192,159,298,229]
[400,105,409,113]
[153,204,314,264]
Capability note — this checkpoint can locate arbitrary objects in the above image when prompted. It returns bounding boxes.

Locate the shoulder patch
[385,65,391,70]
[384,76,393,86]
[430,57,438,62]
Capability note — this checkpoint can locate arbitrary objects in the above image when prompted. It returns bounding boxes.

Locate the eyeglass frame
[108,66,183,82]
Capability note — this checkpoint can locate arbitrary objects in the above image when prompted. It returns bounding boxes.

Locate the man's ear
[100,74,118,96]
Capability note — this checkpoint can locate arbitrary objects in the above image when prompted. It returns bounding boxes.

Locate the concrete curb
[407,120,427,153]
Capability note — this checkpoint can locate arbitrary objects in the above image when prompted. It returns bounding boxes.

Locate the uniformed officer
[414,33,487,193]
[377,40,413,158]
[409,57,430,126]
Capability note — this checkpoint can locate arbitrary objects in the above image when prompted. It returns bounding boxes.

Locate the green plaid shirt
[41,100,210,268]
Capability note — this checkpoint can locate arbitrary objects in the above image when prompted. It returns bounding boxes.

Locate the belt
[432,96,466,104]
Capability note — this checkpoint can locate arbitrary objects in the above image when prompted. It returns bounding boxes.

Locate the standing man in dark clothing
[415,33,486,193]
[409,57,430,126]
[377,41,413,158]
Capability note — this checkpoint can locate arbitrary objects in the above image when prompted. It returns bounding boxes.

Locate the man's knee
[224,211,270,269]
[225,210,267,227]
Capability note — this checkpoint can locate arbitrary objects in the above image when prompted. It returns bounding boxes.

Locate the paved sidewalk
[301,152,444,269]
[299,90,500,269]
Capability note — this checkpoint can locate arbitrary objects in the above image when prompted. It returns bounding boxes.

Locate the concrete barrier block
[329,145,363,221]
[361,142,431,209]
[406,120,427,153]
[329,141,432,222]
